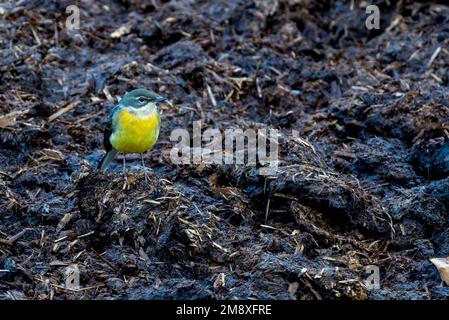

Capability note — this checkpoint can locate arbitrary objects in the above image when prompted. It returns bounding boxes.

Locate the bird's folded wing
[103,105,121,152]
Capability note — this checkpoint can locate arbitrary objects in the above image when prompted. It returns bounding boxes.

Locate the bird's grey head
[120,88,166,109]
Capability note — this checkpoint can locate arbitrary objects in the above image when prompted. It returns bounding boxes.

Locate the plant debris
[1,0,449,300]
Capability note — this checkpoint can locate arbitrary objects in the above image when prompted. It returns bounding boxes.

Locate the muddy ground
[1,0,449,300]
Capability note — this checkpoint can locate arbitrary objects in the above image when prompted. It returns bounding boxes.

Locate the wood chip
[48,101,80,122]
[430,257,449,286]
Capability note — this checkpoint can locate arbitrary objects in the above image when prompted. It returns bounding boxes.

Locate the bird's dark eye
[137,97,146,103]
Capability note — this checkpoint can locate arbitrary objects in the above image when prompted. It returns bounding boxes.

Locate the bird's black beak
[156,96,167,103]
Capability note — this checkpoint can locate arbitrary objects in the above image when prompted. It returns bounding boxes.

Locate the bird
[97,88,166,184]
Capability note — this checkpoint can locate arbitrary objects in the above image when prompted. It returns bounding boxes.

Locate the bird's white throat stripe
[123,102,157,117]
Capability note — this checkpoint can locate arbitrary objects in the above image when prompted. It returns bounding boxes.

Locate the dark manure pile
[1,0,449,300]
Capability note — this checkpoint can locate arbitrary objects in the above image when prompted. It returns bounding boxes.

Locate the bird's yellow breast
[110,107,160,154]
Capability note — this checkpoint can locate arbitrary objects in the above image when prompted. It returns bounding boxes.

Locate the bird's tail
[98,149,118,172]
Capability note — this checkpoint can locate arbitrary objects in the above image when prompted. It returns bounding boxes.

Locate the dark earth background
[1,0,449,299]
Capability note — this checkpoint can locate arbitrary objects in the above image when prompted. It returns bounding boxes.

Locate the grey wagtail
[98,88,166,183]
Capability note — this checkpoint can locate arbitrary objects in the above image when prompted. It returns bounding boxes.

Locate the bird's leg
[141,153,149,184]
[122,154,129,188]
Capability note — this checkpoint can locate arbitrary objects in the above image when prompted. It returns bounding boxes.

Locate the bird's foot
[144,170,150,185]
[122,175,130,190]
